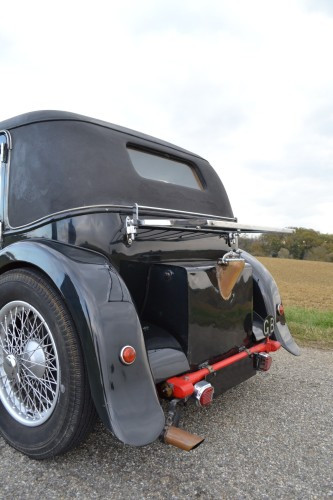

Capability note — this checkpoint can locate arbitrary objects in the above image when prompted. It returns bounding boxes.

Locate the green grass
[286,307,333,349]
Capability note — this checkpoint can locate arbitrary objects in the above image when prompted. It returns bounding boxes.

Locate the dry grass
[257,257,333,348]
[257,257,333,311]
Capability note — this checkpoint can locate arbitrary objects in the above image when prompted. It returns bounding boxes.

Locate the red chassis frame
[166,339,281,399]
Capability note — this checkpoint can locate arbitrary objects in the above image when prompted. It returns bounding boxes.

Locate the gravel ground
[1,347,332,499]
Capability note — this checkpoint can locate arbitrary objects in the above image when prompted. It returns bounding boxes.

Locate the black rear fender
[0,240,165,445]
[240,250,300,356]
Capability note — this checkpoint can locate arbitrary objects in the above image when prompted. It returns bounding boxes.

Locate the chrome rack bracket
[125,216,137,245]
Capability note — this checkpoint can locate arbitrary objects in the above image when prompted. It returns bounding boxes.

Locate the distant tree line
[239,228,333,262]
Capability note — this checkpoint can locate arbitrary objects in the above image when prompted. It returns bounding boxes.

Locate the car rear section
[117,209,299,449]
[0,112,299,455]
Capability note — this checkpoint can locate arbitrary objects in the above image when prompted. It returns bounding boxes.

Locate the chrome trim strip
[206,220,293,234]
[135,204,237,222]
[139,219,173,227]
[3,130,13,230]
[5,204,133,232]
[0,131,12,245]
[137,218,293,234]
[4,197,236,235]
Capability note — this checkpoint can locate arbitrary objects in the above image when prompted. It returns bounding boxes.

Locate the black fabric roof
[0,110,202,158]
[0,111,234,228]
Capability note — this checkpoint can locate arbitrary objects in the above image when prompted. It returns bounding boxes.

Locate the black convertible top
[0,111,234,228]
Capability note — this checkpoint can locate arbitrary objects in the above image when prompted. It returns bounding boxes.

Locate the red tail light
[277,303,285,316]
[120,345,136,365]
[194,381,214,407]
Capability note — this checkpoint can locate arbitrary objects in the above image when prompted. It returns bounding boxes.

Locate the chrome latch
[218,250,244,265]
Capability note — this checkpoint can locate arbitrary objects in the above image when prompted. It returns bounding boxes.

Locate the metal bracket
[223,232,238,248]
[165,399,183,428]
[217,249,243,265]
[239,345,253,358]
[125,216,137,245]
[125,204,140,245]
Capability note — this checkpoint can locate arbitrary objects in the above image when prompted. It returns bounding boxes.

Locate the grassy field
[258,257,333,349]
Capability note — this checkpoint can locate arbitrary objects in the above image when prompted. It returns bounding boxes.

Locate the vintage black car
[0,111,300,458]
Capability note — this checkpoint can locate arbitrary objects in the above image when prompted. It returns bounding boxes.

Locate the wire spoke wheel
[0,269,96,459]
[0,301,60,426]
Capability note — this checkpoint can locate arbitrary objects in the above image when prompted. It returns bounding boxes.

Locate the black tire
[0,268,96,459]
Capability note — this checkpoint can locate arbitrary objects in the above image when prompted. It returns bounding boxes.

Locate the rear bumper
[165,339,281,399]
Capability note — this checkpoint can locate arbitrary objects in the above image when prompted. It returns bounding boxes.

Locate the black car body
[0,111,300,458]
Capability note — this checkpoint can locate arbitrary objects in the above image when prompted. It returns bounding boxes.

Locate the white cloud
[0,0,332,232]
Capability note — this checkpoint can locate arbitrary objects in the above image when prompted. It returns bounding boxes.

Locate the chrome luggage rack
[125,204,293,245]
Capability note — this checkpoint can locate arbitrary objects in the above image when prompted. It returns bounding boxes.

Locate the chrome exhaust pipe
[163,426,204,451]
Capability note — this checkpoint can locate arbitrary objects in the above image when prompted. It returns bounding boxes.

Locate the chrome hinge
[125,204,140,245]
[125,216,137,245]
[223,232,238,248]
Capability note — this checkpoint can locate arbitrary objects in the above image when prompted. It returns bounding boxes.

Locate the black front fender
[0,240,165,445]
[240,250,300,356]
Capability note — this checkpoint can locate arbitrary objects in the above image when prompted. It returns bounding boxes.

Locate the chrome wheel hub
[0,301,60,427]
[21,340,47,379]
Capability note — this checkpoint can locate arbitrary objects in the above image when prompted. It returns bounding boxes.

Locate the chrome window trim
[0,131,13,245]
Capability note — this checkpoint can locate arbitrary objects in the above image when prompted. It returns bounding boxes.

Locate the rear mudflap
[241,251,300,356]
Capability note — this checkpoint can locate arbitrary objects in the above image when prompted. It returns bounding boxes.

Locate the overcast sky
[1,0,332,233]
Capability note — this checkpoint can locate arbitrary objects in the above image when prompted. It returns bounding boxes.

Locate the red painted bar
[166,339,281,399]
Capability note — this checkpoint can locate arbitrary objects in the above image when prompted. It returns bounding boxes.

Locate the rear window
[127,148,203,190]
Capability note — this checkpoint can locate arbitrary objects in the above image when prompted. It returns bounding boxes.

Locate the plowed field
[257,257,333,311]
[257,257,333,348]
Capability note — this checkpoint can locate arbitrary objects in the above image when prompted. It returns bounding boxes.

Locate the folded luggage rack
[125,204,293,244]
